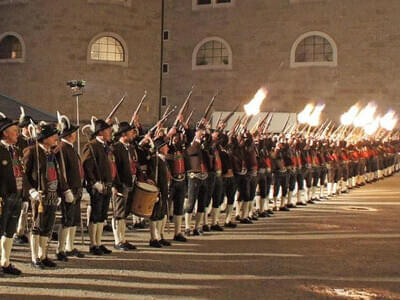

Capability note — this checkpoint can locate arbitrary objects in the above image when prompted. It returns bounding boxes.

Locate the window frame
[0,32,26,64]
[290,31,337,68]
[192,0,234,10]
[87,32,128,67]
[192,37,233,71]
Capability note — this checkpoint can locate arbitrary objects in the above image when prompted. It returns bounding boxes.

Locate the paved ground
[1,174,400,299]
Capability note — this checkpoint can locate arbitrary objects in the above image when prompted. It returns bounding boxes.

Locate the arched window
[290,31,337,68]
[87,32,128,66]
[0,32,25,63]
[192,37,232,70]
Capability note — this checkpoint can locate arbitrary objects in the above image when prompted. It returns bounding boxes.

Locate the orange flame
[297,104,314,124]
[340,105,359,126]
[380,110,397,131]
[244,88,268,116]
[308,104,325,127]
[353,102,376,128]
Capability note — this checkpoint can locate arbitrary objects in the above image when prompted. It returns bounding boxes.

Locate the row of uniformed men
[0,110,398,274]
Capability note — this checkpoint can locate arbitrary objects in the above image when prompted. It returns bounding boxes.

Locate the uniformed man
[0,112,24,275]
[55,112,85,261]
[24,122,66,269]
[82,118,116,256]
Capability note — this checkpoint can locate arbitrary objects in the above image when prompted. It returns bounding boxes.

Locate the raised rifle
[202,90,219,121]
[281,115,291,133]
[106,92,127,121]
[173,85,194,128]
[262,114,273,135]
[222,104,241,125]
[130,90,147,126]
[185,109,195,127]
[150,106,178,134]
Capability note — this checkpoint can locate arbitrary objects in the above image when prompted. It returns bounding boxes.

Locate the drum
[130,182,160,217]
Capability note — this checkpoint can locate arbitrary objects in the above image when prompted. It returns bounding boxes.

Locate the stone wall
[162,0,400,122]
[0,0,162,125]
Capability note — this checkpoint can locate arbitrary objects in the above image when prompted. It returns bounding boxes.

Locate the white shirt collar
[0,140,12,149]
[96,136,105,145]
[61,138,74,147]
[158,153,166,161]
[39,143,51,153]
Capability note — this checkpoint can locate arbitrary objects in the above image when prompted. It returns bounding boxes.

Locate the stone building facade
[1,0,400,125]
[0,0,162,124]
[162,0,400,122]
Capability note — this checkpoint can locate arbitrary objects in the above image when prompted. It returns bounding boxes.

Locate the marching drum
[130,182,160,217]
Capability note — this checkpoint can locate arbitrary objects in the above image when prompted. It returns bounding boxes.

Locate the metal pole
[76,95,80,155]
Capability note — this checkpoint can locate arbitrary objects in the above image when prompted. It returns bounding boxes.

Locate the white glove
[57,197,62,207]
[29,189,40,202]
[21,202,29,213]
[93,181,104,194]
[64,189,75,203]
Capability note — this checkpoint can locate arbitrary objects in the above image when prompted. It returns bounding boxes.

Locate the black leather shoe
[99,245,112,254]
[173,234,187,242]
[14,235,29,245]
[296,202,307,206]
[202,225,210,232]
[149,239,162,248]
[31,259,45,270]
[123,242,137,250]
[250,216,258,221]
[56,252,68,262]
[224,222,237,228]
[66,248,85,258]
[42,257,57,268]
[267,209,274,215]
[210,224,224,231]
[287,203,295,208]
[240,218,253,224]
[258,211,268,218]
[103,224,113,232]
[192,229,202,236]
[279,207,290,212]
[114,242,129,251]
[2,264,21,275]
[89,246,103,256]
[235,215,241,221]
[184,229,191,236]
[307,200,315,204]
[159,239,171,246]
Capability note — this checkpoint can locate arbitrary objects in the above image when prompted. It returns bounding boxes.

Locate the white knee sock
[185,213,192,230]
[112,218,121,245]
[88,222,97,247]
[96,223,104,247]
[225,205,233,224]
[16,211,27,236]
[195,212,203,230]
[174,215,182,235]
[38,236,48,260]
[150,221,158,241]
[1,236,13,267]
[57,227,68,253]
[66,226,76,252]
[31,234,40,262]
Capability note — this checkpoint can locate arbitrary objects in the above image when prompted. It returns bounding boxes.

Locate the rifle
[262,114,273,135]
[149,106,178,134]
[106,92,127,121]
[281,115,291,133]
[185,110,195,127]
[202,91,219,121]
[173,85,194,127]
[130,90,147,126]
[222,104,241,124]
